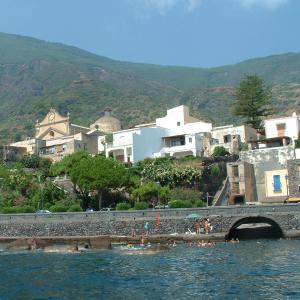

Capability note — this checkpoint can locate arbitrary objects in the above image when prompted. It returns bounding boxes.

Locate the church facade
[10,108,120,162]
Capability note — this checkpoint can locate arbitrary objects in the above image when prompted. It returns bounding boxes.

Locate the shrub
[213,146,229,157]
[16,206,35,213]
[49,204,68,212]
[20,154,40,168]
[170,188,202,204]
[168,200,193,208]
[211,164,220,177]
[195,200,206,207]
[116,202,131,210]
[134,201,148,210]
[1,207,18,214]
[67,204,83,212]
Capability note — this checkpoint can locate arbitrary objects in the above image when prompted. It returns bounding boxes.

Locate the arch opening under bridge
[225,216,284,240]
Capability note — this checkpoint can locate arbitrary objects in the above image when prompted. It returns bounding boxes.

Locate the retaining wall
[1,205,300,237]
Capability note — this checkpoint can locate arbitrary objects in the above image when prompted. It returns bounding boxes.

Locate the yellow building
[35,108,90,140]
[10,108,103,161]
[264,169,288,199]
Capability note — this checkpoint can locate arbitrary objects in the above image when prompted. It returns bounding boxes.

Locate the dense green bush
[211,164,220,177]
[139,158,201,187]
[195,200,206,207]
[49,204,68,212]
[134,201,148,210]
[67,204,83,212]
[1,207,18,214]
[16,206,35,213]
[168,200,193,208]
[213,146,229,157]
[116,202,131,210]
[20,154,40,169]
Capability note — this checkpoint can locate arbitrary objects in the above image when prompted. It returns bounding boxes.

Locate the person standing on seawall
[144,222,150,236]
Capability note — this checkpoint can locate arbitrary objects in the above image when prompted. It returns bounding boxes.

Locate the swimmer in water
[140,236,145,247]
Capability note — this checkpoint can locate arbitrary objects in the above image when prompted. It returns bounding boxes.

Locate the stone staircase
[212,176,229,206]
[53,176,76,195]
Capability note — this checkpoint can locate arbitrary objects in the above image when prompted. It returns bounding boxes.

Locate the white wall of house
[133,127,168,162]
[167,121,212,136]
[98,136,106,153]
[156,105,211,132]
[264,113,300,141]
[106,105,213,163]
[111,128,140,147]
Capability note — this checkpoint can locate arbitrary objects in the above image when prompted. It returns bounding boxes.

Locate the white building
[264,112,300,142]
[106,105,212,163]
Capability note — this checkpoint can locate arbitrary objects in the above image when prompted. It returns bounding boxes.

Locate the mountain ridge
[0,32,300,143]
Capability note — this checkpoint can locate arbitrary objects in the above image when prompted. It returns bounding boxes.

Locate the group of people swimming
[189,240,215,247]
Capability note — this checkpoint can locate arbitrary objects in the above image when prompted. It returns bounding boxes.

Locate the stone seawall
[0,205,300,238]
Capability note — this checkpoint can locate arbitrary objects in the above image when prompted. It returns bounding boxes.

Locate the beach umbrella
[185,213,200,220]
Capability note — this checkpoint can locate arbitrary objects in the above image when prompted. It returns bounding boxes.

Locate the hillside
[0,32,300,143]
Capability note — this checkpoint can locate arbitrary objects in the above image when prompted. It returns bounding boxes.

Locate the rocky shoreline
[1,231,298,253]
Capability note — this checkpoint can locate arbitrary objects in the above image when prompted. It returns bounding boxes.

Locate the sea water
[1,239,300,299]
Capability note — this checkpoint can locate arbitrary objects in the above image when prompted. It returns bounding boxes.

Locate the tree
[50,151,89,177]
[233,74,273,129]
[50,151,89,193]
[132,182,170,206]
[70,155,128,209]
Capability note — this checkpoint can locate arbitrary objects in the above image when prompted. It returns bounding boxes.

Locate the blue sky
[0,0,299,67]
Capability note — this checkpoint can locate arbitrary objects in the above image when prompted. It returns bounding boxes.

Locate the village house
[105,105,212,163]
[226,112,300,205]
[106,105,257,164]
[211,124,257,154]
[7,105,260,165]
[264,112,300,142]
[9,108,120,162]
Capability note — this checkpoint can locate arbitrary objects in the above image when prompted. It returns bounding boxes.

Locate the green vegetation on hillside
[1,32,300,143]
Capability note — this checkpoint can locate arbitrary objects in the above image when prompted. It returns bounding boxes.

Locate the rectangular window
[180,136,185,145]
[273,175,282,192]
[177,122,180,126]
[276,123,286,137]
[171,140,177,147]
[232,166,239,177]
[232,182,239,194]
[224,135,231,143]
[170,136,185,147]
[297,165,300,179]
[189,137,192,143]
[276,123,286,130]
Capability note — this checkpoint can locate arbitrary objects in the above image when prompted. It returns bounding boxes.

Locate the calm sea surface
[1,239,300,300]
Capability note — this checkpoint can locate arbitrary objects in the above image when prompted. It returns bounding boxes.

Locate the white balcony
[159,145,196,158]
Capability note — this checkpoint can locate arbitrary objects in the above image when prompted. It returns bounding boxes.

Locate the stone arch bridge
[0,204,299,239]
